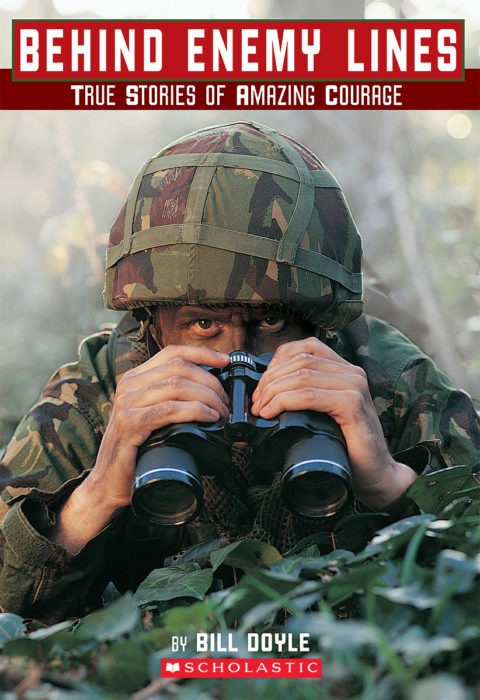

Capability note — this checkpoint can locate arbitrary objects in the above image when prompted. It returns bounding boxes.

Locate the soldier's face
[151,305,315,355]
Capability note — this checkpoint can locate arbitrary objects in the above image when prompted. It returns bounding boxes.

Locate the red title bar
[13,20,464,81]
[2,69,478,110]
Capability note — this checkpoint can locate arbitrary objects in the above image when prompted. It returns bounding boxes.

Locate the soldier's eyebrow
[175,306,285,323]
[176,307,233,322]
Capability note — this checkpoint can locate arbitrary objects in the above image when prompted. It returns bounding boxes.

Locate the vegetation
[1,465,479,698]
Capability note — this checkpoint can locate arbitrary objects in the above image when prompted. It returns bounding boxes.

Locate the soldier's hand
[92,345,230,505]
[251,337,417,509]
[48,346,229,553]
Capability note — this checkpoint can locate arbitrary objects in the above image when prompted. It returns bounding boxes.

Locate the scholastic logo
[165,662,180,673]
[161,658,322,679]
[12,20,464,81]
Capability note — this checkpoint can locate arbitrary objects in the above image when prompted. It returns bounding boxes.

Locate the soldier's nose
[219,326,248,354]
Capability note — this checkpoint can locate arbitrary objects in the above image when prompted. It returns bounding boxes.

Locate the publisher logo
[161,658,322,679]
[165,662,180,673]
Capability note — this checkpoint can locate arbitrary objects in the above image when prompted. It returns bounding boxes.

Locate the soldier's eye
[196,319,214,330]
[257,317,286,333]
[190,318,221,337]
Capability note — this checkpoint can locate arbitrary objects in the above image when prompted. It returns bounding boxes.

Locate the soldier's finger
[118,356,229,405]
[253,352,357,403]
[270,337,349,366]
[251,368,367,415]
[121,345,229,381]
[150,345,230,369]
[114,376,229,417]
[256,387,361,423]
[121,401,224,447]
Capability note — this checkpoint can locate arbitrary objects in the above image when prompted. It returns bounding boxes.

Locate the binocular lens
[132,445,203,526]
[282,470,349,517]
[281,436,352,518]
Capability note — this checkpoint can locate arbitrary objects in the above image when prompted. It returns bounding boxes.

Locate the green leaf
[438,491,480,519]
[238,600,281,631]
[423,517,480,558]
[409,673,469,700]
[392,625,459,663]
[209,538,281,572]
[0,613,26,648]
[457,625,480,644]
[323,561,385,606]
[293,544,320,558]
[269,549,355,579]
[219,569,306,625]
[136,625,172,651]
[365,514,436,556]
[333,512,394,552]
[374,582,440,610]
[74,592,140,642]
[102,581,122,607]
[239,580,321,632]
[96,640,149,693]
[24,619,73,640]
[435,548,478,594]
[288,612,380,650]
[2,619,76,660]
[407,465,478,515]
[282,531,333,556]
[164,537,229,567]
[133,564,213,605]
[160,599,218,636]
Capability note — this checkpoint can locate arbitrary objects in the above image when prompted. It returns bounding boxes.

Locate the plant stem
[400,524,428,586]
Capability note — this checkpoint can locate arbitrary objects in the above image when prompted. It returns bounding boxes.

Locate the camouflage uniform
[1,122,479,623]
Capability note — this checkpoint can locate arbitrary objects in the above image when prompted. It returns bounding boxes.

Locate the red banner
[160,658,322,678]
[13,20,463,81]
[1,68,478,110]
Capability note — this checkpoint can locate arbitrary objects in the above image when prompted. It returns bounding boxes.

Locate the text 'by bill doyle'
[171,633,310,653]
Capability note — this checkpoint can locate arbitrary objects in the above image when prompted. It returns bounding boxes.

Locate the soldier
[1,121,479,623]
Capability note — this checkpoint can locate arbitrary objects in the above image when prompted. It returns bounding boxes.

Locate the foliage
[0,466,479,698]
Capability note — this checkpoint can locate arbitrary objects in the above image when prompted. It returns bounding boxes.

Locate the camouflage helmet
[103,121,363,329]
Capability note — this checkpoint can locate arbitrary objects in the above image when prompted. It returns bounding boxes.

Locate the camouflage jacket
[1,314,479,624]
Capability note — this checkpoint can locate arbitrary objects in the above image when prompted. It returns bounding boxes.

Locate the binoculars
[132,351,352,526]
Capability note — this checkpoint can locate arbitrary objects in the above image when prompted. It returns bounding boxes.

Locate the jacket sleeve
[0,473,113,624]
[342,315,480,520]
[0,333,114,623]
[0,402,111,623]
[341,315,480,472]
[388,352,480,472]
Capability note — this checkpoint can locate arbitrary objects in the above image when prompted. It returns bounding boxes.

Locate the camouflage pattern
[1,313,479,621]
[103,121,363,330]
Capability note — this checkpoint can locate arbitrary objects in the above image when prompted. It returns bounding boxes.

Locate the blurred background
[1,0,479,447]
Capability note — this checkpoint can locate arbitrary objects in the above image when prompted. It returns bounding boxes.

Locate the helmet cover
[103,121,363,329]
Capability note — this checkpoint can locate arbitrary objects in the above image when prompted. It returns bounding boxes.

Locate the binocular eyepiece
[132,351,352,526]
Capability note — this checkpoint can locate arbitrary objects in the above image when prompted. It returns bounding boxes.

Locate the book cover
[0,2,478,698]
